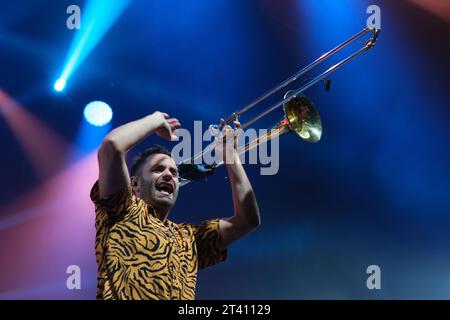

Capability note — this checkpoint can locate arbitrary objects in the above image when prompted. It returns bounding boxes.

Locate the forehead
[143,153,177,170]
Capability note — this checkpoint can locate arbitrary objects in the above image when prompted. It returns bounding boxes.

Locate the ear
[131,176,140,196]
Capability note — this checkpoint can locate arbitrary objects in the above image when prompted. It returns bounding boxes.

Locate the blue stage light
[83,101,113,126]
[54,78,66,92]
[55,0,132,92]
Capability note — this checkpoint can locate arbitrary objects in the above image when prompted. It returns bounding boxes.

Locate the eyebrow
[151,163,178,173]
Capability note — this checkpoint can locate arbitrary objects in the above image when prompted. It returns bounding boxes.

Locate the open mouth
[155,181,174,197]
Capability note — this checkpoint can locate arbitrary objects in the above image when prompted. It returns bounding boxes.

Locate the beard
[139,177,178,211]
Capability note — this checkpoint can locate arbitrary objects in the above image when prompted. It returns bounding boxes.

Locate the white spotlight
[83,101,113,127]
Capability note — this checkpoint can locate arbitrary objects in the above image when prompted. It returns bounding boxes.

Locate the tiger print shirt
[90,181,227,300]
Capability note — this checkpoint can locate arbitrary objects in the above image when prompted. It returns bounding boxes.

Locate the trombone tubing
[240,28,379,130]
[224,27,374,125]
[185,27,379,165]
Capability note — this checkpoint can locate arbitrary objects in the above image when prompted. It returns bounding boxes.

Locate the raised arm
[218,124,261,249]
[97,111,180,198]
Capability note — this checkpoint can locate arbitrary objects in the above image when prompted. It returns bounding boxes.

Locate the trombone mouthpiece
[366,28,380,48]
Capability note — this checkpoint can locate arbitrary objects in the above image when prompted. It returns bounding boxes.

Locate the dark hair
[130,145,172,177]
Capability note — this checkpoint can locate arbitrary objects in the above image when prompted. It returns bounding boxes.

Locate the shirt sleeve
[90,180,137,223]
[191,219,228,270]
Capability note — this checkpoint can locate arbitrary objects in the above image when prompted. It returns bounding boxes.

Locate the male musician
[90,111,260,299]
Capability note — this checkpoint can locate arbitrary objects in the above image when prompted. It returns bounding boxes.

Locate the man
[90,111,260,299]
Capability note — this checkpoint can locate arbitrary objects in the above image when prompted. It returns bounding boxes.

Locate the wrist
[148,112,165,128]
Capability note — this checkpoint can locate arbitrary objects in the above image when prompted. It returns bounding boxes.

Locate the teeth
[157,184,172,194]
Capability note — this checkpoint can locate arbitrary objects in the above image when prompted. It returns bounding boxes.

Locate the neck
[139,194,171,222]
[153,206,170,223]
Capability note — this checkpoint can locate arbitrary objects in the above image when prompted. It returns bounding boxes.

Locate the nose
[161,168,174,181]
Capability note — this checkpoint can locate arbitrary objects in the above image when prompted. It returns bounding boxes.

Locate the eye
[152,165,165,173]
[170,169,178,177]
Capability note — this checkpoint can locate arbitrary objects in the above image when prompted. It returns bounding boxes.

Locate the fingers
[161,122,179,142]
[167,120,181,133]
[162,122,173,139]
[167,117,181,126]
[155,122,175,141]
[157,112,177,123]
[219,119,240,130]
[167,117,179,123]
[167,118,181,141]
[154,112,182,141]
[167,121,180,141]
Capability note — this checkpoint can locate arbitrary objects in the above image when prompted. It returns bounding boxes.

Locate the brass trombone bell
[282,90,322,143]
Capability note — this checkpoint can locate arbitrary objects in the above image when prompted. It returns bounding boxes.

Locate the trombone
[178,27,380,185]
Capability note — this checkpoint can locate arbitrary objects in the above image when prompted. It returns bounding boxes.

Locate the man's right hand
[153,111,181,141]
